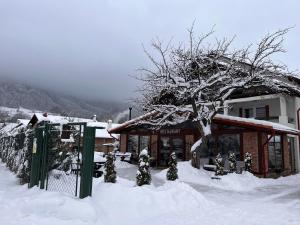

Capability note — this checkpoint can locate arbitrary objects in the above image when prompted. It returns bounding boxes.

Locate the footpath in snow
[0,162,300,225]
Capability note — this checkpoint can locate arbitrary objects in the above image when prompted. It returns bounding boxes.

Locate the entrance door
[159,136,184,167]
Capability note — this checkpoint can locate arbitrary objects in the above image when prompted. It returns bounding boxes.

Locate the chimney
[107,119,112,130]
[92,115,97,122]
[43,112,48,117]
[129,107,132,120]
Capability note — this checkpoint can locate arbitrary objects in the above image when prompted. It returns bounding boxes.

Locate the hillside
[0,80,127,121]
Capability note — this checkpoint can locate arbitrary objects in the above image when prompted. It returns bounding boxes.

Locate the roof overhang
[214,114,300,135]
[109,112,300,136]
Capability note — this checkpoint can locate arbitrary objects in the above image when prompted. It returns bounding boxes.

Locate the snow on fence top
[0,112,120,139]
[32,113,120,139]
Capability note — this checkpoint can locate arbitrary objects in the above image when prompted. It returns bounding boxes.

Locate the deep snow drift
[1,162,300,225]
[155,161,295,192]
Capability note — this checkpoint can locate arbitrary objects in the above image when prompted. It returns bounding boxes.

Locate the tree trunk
[190,98,210,169]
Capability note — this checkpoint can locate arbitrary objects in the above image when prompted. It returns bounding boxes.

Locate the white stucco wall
[228,98,280,120]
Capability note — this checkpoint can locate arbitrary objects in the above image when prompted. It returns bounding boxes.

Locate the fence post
[29,128,43,188]
[39,124,49,189]
[79,126,95,199]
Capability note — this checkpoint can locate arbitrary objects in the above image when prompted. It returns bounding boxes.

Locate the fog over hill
[0,80,128,121]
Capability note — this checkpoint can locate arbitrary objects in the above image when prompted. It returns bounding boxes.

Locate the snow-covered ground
[1,161,300,225]
[0,106,38,120]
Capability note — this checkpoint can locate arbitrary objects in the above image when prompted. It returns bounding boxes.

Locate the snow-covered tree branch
[136,26,299,166]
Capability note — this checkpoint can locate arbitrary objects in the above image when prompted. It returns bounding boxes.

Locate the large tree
[136,26,299,167]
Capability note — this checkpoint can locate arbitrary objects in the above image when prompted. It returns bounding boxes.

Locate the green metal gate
[29,122,100,198]
[45,123,83,196]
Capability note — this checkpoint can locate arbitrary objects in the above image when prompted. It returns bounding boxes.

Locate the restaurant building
[109,112,300,178]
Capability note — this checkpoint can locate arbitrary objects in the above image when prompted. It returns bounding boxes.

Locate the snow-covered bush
[215,153,224,176]
[166,152,178,181]
[46,129,66,170]
[228,152,237,173]
[56,151,77,173]
[104,152,117,183]
[46,127,80,174]
[0,123,81,184]
[0,125,33,184]
[136,149,151,186]
[244,152,252,172]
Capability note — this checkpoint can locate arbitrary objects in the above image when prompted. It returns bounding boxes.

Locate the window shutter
[265,105,269,119]
[256,107,267,119]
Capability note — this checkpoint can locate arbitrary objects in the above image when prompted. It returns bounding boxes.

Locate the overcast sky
[0,0,299,101]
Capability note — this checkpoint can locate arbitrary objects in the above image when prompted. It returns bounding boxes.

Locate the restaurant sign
[160,129,181,135]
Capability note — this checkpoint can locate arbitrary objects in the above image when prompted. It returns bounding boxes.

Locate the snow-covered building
[109,73,300,178]
[28,113,120,152]
[217,74,300,175]
[223,93,300,173]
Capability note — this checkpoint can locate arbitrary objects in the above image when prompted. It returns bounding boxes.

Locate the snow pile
[92,177,213,223]
[155,161,274,192]
[94,152,106,163]
[1,162,300,225]
[0,163,213,225]
[115,157,135,169]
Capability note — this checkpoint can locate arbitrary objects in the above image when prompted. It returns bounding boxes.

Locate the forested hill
[0,80,127,121]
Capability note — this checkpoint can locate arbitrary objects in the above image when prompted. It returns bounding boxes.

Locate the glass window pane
[268,135,283,172]
[139,136,150,152]
[172,138,184,161]
[217,134,240,160]
[275,143,281,151]
[159,137,170,167]
[268,145,275,169]
[245,108,254,118]
[128,135,138,154]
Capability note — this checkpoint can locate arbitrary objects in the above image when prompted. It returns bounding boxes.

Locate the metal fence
[44,123,83,197]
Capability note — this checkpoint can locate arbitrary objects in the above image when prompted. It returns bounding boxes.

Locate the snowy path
[1,162,300,225]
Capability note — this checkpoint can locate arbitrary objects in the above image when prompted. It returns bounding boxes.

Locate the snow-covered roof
[108,111,157,133]
[214,114,300,135]
[33,113,92,124]
[89,121,120,139]
[109,112,300,135]
[17,119,30,125]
